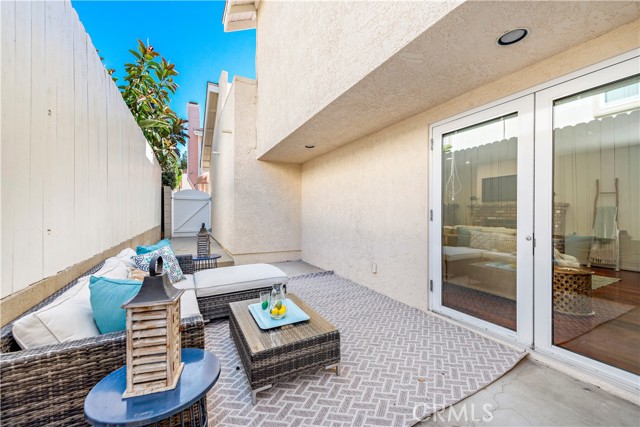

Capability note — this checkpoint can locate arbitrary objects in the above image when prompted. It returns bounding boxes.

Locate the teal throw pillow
[131,245,185,283]
[89,276,142,334]
[457,227,472,247]
[136,239,172,255]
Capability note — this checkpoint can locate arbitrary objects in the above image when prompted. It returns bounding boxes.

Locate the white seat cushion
[173,274,196,290]
[482,251,517,263]
[443,246,484,261]
[180,290,200,319]
[194,264,288,298]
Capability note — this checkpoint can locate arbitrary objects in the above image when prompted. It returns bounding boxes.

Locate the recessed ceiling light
[305,145,315,149]
[497,28,528,46]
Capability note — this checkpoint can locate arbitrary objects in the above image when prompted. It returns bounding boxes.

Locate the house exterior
[184,102,210,192]
[204,1,640,395]
[186,102,201,188]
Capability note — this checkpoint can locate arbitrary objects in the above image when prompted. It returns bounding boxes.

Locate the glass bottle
[269,283,287,319]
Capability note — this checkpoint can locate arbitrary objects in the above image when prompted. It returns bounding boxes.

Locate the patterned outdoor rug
[205,272,525,427]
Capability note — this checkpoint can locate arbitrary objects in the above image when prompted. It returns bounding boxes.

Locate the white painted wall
[254,0,461,156]
[300,23,639,312]
[210,74,301,262]
[1,0,161,298]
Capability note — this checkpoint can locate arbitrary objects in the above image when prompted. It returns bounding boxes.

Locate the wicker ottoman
[229,294,341,404]
[553,266,595,316]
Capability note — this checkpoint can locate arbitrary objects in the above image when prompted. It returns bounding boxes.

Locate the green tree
[118,40,187,189]
[179,150,188,171]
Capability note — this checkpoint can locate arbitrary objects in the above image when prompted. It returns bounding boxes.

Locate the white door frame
[429,94,535,347]
[534,58,640,392]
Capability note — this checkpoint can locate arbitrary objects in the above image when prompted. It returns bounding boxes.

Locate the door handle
[525,235,532,241]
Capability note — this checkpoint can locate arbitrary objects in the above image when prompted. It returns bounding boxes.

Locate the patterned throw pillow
[131,246,185,283]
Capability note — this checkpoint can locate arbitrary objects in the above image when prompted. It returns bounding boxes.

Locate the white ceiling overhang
[258,1,640,164]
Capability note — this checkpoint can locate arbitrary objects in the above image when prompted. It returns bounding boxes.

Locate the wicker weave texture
[553,268,594,315]
[229,294,340,391]
[197,287,274,321]
[176,254,285,322]
[0,260,205,427]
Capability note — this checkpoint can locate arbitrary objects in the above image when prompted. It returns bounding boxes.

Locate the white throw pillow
[12,277,100,350]
[115,248,137,269]
[12,255,132,350]
[94,257,130,280]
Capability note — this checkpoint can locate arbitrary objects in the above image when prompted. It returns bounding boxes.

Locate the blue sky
[72,0,256,150]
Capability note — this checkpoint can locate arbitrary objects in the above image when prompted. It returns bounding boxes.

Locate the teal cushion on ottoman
[89,276,142,334]
[136,239,171,255]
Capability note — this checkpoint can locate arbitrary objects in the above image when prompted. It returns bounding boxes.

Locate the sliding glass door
[430,96,534,346]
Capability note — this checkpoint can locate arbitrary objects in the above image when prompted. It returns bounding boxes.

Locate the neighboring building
[203,72,301,263]
[185,102,209,193]
[186,102,201,189]
[205,0,640,393]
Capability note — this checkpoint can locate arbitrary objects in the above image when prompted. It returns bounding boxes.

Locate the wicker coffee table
[229,293,341,404]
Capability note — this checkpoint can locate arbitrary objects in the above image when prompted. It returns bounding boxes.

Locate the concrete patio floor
[166,238,639,425]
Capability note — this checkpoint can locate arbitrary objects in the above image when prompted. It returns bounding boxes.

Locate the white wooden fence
[1,0,162,298]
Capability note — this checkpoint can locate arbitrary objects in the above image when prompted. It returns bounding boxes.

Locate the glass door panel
[441,114,519,330]
[551,75,640,374]
[431,95,534,345]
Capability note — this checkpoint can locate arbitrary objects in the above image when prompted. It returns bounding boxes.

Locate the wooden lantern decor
[122,256,184,398]
[197,223,210,258]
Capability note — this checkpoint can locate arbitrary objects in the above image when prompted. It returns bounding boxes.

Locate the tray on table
[248,298,310,330]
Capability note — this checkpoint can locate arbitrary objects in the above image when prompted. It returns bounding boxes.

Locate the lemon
[278,306,287,316]
[270,308,279,316]
[275,300,283,310]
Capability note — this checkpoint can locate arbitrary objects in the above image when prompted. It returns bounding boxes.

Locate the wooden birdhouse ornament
[122,256,184,398]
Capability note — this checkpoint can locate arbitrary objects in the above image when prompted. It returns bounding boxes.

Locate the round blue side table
[84,348,220,427]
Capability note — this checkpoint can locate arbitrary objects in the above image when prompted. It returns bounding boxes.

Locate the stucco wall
[211,75,302,262]
[301,21,640,312]
[210,79,236,251]
[254,0,461,155]
[1,0,162,300]
[303,118,430,310]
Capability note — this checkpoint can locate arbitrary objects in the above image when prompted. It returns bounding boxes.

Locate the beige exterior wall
[211,75,302,262]
[254,0,461,156]
[301,22,640,312]
[211,77,236,251]
[1,0,162,300]
[302,117,430,309]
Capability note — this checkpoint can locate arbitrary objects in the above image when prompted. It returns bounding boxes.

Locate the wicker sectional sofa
[0,254,289,426]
